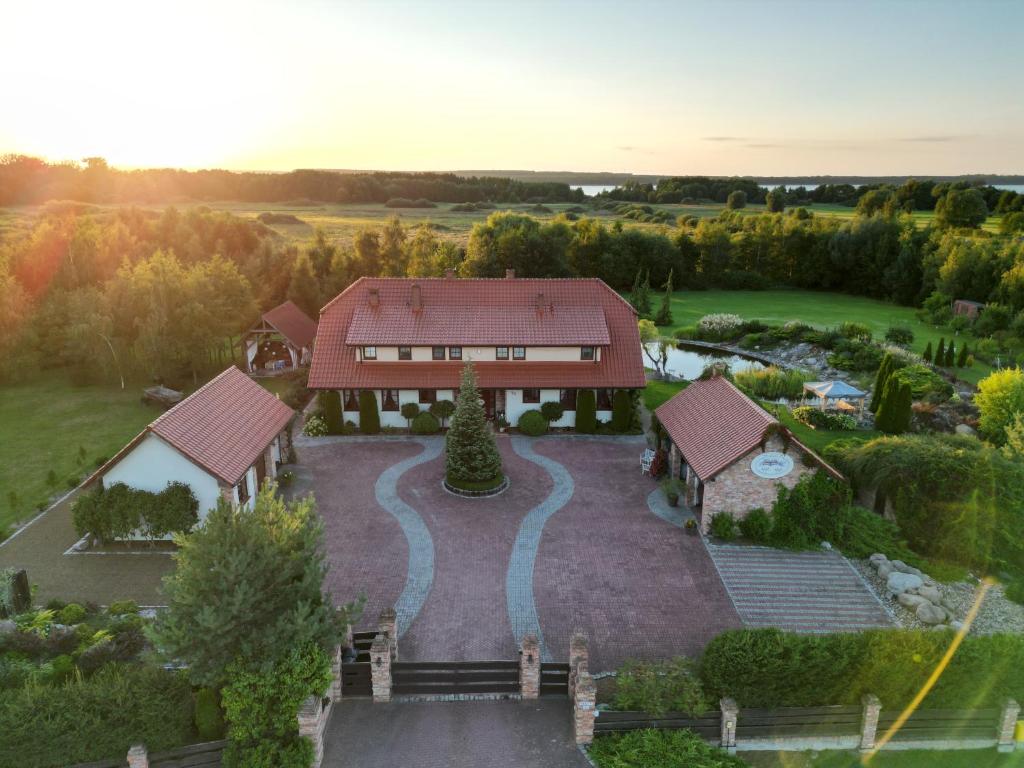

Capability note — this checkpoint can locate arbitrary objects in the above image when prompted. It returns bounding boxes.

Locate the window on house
[449,346,462,360]
[496,346,509,360]
[523,388,540,404]
[432,346,446,360]
[581,346,595,361]
[343,389,359,411]
[559,389,576,410]
[597,388,613,410]
[237,472,250,505]
[362,346,377,360]
[513,346,526,360]
[398,346,412,360]
[381,390,399,411]
[418,389,436,405]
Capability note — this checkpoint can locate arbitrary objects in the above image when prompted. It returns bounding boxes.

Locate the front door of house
[482,389,496,420]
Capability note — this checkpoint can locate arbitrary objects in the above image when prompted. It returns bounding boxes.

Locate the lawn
[643,379,688,411]
[743,747,1023,768]
[657,289,991,386]
[0,375,158,535]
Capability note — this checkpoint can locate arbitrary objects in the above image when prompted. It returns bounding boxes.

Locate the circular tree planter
[443,474,510,498]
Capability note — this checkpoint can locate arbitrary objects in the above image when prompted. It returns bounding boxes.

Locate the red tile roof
[345,305,610,346]
[654,376,777,481]
[309,278,645,390]
[94,367,294,487]
[262,301,317,350]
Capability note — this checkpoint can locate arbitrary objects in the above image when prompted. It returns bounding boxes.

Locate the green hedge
[358,390,380,434]
[590,730,746,768]
[320,391,343,434]
[0,664,196,768]
[576,390,597,433]
[611,390,633,432]
[72,482,198,541]
[518,410,548,436]
[700,628,1024,709]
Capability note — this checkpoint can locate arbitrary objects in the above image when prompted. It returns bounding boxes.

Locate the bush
[884,325,914,345]
[108,600,139,616]
[194,687,226,740]
[540,401,565,423]
[699,628,1024,709]
[790,406,856,431]
[429,399,455,427]
[400,402,420,427]
[738,508,772,542]
[320,391,342,434]
[709,512,737,541]
[838,321,872,341]
[611,390,633,432]
[889,364,953,402]
[827,339,883,372]
[358,390,380,435]
[0,664,196,767]
[589,729,746,768]
[302,414,328,437]
[445,363,503,485]
[57,603,86,625]
[612,658,708,716]
[384,197,435,208]
[72,482,198,542]
[411,411,440,435]
[734,366,805,400]
[696,313,743,342]
[575,390,597,433]
[517,410,548,436]
[770,471,851,550]
[976,367,1024,445]
[1006,580,1024,606]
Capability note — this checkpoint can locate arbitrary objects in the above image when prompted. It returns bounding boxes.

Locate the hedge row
[0,664,196,768]
[72,482,199,541]
[699,628,1024,709]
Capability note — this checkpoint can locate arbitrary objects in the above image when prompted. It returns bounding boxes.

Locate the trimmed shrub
[540,401,565,423]
[194,687,226,740]
[358,390,380,435]
[517,410,548,436]
[612,658,708,716]
[590,730,746,768]
[575,390,597,433]
[400,402,420,427]
[611,390,633,432]
[738,508,772,542]
[709,512,737,541]
[429,399,455,427]
[320,390,343,434]
[411,411,440,435]
[875,377,912,434]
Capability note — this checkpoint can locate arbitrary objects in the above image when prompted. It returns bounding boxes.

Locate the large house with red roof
[308,273,646,429]
[655,374,840,532]
[90,367,294,531]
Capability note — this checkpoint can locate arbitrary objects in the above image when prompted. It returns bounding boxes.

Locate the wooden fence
[70,739,226,768]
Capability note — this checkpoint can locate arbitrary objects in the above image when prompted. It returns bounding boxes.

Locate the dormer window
[513,347,526,360]
[581,346,595,361]
[362,346,377,360]
[432,346,446,360]
[496,346,509,360]
[398,346,412,360]
[449,346,462,360]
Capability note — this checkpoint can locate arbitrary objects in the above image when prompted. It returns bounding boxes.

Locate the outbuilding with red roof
[244,300,318,373]
[90,367,294,535]
[308,273,645,429]
[654,374,840,532]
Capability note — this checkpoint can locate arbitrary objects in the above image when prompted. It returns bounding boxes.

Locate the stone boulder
[869,553,889,566]
[916,585,942,605]
[890,560,923,578]
[887,571,924,595]
[916,602,949,625]
[898,593,930,610]
[955,423,977,437]
[0,619,16,635]
[877,562,894,579]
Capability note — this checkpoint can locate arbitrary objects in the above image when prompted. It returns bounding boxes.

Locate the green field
[657,289,991,386]
[0,374,157,534]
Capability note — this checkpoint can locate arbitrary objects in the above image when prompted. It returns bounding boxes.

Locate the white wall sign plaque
[750,451,794,479]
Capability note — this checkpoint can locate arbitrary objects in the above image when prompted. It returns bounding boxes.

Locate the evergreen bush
[358,390,380,434]
[411,411,440,435]
[612,658,708,716]
[875,378,912,434]
[320,390,342,434]
[922,341,933,363]
[194,687,225,740]
[738,508,772,542]
[869,353,895,413]
[540,401,565,423]
[589,729,747,768]
[517,410,548,436]
[575,390,597,433]
[709,512,737,541]
[611,389,633,432]
[72,482,198,541]
[429,399,455,427]
[400,402,420,428]
[445,363,503,485]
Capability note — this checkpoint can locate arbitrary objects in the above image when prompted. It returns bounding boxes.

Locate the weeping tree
[445,362,503,490]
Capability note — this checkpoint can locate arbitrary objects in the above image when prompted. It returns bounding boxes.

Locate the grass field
[0,374,157,534]
[656,289,991,386]
[743,747,1023,768]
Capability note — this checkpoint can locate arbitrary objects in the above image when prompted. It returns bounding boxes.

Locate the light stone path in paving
[645,487,694,528]
[506,436,575,662]
[707,543,894,633]
[373,438,443,638]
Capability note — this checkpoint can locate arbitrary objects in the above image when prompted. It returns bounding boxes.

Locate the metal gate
[540,662,570,696]
[392,660,519,696]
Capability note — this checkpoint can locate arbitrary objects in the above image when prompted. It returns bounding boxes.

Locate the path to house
[706,543,895,632]
[322,699,590,768]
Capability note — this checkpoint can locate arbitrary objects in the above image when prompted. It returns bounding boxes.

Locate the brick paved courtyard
[299,433,741,671]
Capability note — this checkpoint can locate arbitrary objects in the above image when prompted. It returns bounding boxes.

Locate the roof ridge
[150,366,238,429]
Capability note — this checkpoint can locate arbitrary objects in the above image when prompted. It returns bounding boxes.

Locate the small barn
[90,367,294,532]
[952,299,985,320]
[655,375,841,533]
[245,301,318,373]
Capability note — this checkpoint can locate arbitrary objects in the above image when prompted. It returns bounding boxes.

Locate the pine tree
[445,362,503,485]
[957,343,969,368]
[944,341,955,367]
[869,352,895,413]
[636,271,653,318]
[935,338,945,367]
[876,378,912,435]
[627,270,643,314]
[922,341,933,363]
[653,269,674,326]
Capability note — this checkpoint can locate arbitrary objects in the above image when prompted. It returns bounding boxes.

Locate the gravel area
[852,558,1024,634]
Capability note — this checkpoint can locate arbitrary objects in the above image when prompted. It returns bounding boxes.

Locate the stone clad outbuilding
[655,375,841,532]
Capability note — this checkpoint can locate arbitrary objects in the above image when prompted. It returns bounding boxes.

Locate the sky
[2,0,1022,176]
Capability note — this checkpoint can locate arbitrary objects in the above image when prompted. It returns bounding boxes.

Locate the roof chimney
[368,287,380,308]
[506,269,516,280]
[410,283,422,312]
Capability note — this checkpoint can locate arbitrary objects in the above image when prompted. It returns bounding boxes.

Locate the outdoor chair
[641,449,655,475]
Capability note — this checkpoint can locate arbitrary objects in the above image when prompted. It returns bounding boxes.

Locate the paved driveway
[299,434,741,671]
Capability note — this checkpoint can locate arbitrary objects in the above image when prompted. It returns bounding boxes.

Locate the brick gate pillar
[329,644,343,703]
[859,694,881,752]
[519,634,540,699]
[378,607,398,660]
[370,633,392,703]
[998,698,1020,752]
[569,631,589,697]
[573,672,597,745]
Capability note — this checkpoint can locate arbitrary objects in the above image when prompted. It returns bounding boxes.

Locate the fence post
[720,698,738,754]
[297,695,326,768]
[998,698,1020,753]
[370,633,392,703]
[379,607,398,660]
[573,672,597,745]
[329,644,343,703]
[126,744,149,768]
[519,633,540,699]
[569,630,589,697]
[859,694,881,752]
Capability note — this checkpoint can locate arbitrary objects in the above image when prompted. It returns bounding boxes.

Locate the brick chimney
[410,283,422,311]
[368,287,380,308]
[506,269,516,280]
